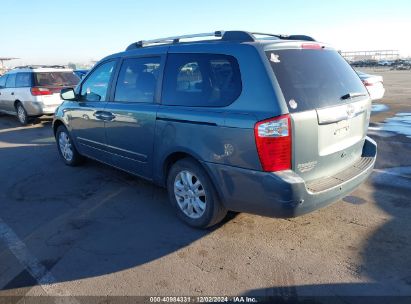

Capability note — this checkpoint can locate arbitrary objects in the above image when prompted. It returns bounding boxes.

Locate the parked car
[356,71,385,101]
[53,31,377,228]
[377,60,391,66]
[350,60,364,67]
[0,66,80,124]
[351,59,379,68]
[394,64,411,70]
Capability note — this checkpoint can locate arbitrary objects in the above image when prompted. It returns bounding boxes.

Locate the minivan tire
[167,158,227,228]
[15,102,29,125]
[56,125,84,166]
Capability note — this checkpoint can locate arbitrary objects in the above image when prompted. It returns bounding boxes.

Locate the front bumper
[204,137,377,218]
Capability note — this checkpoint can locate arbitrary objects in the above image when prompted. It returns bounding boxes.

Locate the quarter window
[114,57,161,103]
[15,73,32,87]
[162,53,242,107]
[80,61,116,102]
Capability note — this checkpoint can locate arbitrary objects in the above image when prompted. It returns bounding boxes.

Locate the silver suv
[0,66,80,124]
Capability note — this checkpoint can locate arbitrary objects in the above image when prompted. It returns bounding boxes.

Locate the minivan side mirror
[60,88,76,101]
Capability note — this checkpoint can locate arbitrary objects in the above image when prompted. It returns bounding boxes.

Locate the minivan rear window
[34,72,80,87]
[266,49,367,112]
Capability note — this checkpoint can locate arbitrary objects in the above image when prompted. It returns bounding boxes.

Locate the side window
[0,75,7,88]
[114,57,161,103]
[176,62,202,92]
[15,73,32,88]
[80,60,116,102]
[162,53,242,107]
[5,74,16,88]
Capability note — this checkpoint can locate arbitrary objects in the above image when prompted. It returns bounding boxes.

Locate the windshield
[266,49,367,112]
[34,72,80,87]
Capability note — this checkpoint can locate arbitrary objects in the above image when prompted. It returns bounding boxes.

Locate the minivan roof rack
[126,31,224,50]
[126,31,316,50]
[13,65,67,70]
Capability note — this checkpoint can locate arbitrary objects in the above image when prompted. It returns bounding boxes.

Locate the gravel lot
[0,69,410,300]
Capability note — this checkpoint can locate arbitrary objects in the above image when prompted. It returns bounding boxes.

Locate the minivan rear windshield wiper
[341,92,367,100]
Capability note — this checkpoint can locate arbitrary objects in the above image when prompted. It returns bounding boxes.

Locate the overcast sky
[1,0,410,66]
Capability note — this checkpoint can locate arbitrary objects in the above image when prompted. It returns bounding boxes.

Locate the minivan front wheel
[16,103,29,125]
[56,125,83,166]
[167,158,227,228]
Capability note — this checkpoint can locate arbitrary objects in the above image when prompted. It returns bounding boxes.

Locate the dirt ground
[0,69,410,301]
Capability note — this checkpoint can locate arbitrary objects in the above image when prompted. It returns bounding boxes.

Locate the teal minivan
[53,31,377,228]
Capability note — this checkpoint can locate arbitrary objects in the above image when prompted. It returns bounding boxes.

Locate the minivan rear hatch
[266,45,371,183]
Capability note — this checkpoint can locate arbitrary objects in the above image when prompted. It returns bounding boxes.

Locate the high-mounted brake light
[31,87,53,96]
[301,43,323,50]
[254,114,291,172]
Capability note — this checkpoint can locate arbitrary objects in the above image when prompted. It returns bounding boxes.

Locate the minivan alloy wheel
[174,170,207,219]
[58,131,74,162]
[17,104,27,124]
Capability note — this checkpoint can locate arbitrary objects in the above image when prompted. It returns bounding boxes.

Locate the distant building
[340,50,399,62]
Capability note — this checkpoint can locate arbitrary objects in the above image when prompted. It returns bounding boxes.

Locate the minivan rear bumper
[24,101,60,116]
[204,137,377,218]
[22,95,63,116]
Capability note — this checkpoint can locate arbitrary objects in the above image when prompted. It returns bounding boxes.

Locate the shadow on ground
[1,117,411,298]
[243,283,410,303]
[0,118,236,291]
[243,134,411,298]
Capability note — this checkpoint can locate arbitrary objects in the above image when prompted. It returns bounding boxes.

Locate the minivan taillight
[254,114,291,172]
[31,87,53,96]
[362,80,378,87]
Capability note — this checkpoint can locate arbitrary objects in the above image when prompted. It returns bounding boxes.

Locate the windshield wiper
[341,92,367,100]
